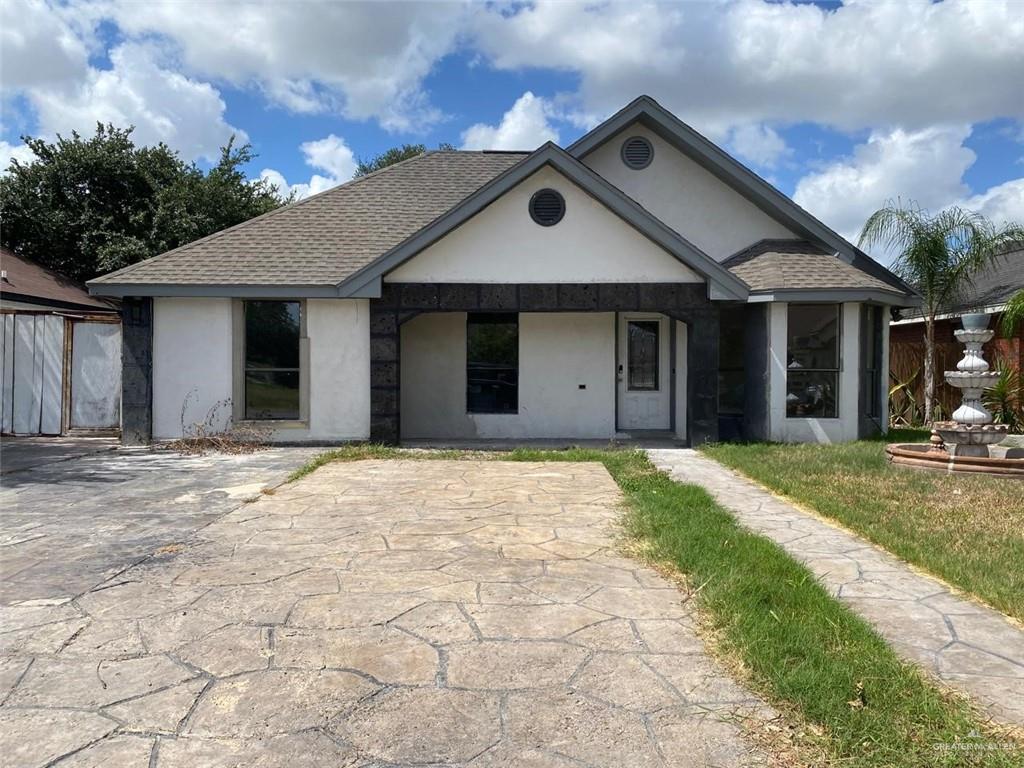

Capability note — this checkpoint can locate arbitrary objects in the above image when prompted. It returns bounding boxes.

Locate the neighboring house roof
[88,95,916,305]
[724,240,909,302]
[1,247,117,312]
[90,151,528,294]
[896,245,1024,322]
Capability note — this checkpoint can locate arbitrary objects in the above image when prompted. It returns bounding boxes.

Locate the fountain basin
[933,421,1010,447]
[887,443,1024,478]
[943,371,1001,388]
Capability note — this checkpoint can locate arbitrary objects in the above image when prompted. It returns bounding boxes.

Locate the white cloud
[470,0,1024,135]
[259,134,357,201]
[793,126,1024,266]
[4,37,244,163]
[0,140,35,171]
[300,134,356,180]
[461,92,560,150]
[105,0,466,131]
[0,0,93,91]
[793,125,976,243]
[728,123,790,168]
[962,178,1024,230]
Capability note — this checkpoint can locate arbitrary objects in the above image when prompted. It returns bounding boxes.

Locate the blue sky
[2,0,1023,246]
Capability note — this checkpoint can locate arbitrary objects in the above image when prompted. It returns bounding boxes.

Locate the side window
[243,300,301,420]
[786,304,840,418]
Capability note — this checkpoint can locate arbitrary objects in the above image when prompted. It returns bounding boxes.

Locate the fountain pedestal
[932,326,1008,457]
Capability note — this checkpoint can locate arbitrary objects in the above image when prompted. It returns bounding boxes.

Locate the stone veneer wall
[120,297,153,445]
[369,283,721,445]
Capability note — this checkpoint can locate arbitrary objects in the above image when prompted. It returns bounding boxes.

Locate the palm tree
[859,203,1024,424]
[1001,290,1024,336]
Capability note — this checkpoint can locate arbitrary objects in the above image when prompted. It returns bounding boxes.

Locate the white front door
[617,314,670,431]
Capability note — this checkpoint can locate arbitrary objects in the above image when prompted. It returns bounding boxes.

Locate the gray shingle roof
[899,245,1024,319]
[90,151,528,287]
[723,240,902,294]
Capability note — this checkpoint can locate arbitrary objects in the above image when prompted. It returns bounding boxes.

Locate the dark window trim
[785,303,841,420]
[466,312,519,415]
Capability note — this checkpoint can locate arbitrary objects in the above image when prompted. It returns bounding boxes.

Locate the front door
[617,314,670,431]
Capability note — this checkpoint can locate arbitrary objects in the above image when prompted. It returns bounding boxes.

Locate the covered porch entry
[368,283,721,446]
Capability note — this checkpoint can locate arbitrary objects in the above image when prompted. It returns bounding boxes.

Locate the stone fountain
[931,316,1009,456]
[887,313,1022,477]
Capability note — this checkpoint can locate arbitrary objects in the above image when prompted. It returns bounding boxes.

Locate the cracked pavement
[648,448,1024,727]
[0,458,773,767]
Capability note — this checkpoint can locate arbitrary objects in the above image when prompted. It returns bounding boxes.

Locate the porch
[368,283,722,445]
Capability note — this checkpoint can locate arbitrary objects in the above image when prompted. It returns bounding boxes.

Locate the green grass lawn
[288,445,1021,767]
[703,430,1024,624]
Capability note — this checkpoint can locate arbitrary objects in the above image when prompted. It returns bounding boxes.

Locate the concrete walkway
[648,448,1024,727]
[0,459,773,767]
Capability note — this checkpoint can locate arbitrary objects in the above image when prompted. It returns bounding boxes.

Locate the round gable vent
[621,136,653,169]
[529,188,565,226]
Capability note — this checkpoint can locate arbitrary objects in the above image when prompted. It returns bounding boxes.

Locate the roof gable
[340,143,749,301]
[384,165,703,285]
[568,96,915,298]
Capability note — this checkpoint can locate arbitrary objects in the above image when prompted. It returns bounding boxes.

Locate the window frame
[232,299,309,426]
[785,303,841,420]
[466,312,519,415]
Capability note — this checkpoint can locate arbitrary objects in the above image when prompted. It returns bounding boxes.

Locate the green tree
[354,142,456,177]
[859,202,1024,424]
[0,124,288,283]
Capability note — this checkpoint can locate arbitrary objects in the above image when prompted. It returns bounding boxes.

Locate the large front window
[467,313,518,413]
[244,300,301,420]
[786,304,839,418]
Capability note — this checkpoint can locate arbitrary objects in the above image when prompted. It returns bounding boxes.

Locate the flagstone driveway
[0,459,772,767]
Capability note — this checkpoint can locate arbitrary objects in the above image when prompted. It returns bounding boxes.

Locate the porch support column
[686,308,720,445]
[120,297,153,445]
[369,285,402,444]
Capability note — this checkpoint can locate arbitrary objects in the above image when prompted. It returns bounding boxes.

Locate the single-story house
[1,247,122,435]
[890,246,1022,421]
[88,96,919,446]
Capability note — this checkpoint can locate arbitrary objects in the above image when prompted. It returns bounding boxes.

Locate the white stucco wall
[386,166,701,284]
[302,298,371,441]
[583,124,796,260]
[400,312,617,439]
[152,297,370,441]
[768,302,861,443]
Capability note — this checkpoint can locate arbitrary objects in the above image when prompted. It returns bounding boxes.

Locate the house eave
[88,283,344,299]
[746,288,921,306]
